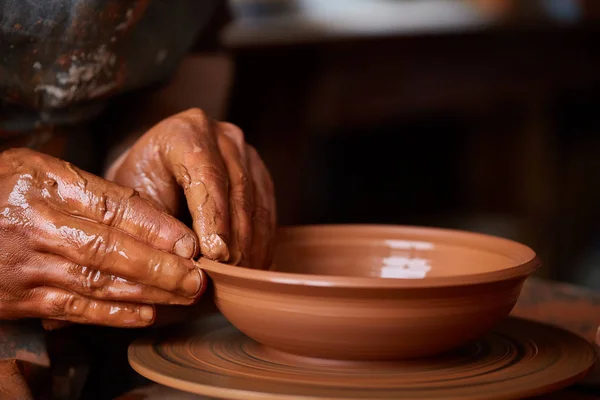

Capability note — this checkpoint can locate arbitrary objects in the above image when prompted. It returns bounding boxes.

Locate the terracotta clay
[198,225,541,360]
[128,314,597,400]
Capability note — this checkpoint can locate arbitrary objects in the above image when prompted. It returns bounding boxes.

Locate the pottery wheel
[128,314,597,400]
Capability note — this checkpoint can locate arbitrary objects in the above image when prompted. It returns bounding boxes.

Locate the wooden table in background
[117,277,600,399]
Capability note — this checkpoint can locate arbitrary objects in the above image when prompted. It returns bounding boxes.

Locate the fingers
[37,254,201,305]
[24,288,156,328]
[42,161,198,259]
[221,122,248,165]
[160,110,231,262]
[217,124,254,266]
[101,109,275,271]
[33,208,204,298]
[247,145,277,269]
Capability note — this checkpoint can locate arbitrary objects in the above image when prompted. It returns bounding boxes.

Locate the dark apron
[0,0,226,163]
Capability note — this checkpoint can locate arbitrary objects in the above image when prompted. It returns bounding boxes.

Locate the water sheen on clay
[273,225,537,279]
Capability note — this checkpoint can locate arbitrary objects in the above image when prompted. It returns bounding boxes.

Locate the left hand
[106,108,276,270]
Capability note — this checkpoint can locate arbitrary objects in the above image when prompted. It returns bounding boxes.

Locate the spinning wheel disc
[128,315,596,400]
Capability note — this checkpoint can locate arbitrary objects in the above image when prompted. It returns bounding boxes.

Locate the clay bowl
[198,225,540,361]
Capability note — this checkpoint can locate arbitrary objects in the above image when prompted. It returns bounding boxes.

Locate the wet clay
[271,224,537,278]
[106,108,277,270]
[198,225,541,360]
[0,147,205,327]
[128,314,596,400]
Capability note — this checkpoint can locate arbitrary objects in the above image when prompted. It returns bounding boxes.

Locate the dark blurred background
[138,0,600,289]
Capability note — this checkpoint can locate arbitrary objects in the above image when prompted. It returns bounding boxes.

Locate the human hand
[0,148,205,328]
[106,109,276,269]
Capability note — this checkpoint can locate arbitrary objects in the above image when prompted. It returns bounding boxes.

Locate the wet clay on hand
[0,148,206,328]
[106,108,277,269]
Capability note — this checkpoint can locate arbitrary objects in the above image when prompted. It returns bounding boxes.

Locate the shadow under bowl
[198,224,540,361]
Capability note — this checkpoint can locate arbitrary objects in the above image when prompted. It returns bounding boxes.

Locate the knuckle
[44,292,84,318]
[182,108,209,122]
[195,164,229,190]
[128,196,167,243]
[173,164,192,190]
[230,174,250,196]
[62,294,88,317]
[73,265,108,296]
[96,194,113,225]
[166,109,209,135]
[100,187,137,227]
[85,233,109,263]
[167,115,197,134]
[220,122,245,143]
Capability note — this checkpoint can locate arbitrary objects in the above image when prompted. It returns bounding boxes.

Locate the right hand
[0,148,205,328]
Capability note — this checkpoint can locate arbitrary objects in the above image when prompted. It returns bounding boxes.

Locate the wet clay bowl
[197,224,540,361]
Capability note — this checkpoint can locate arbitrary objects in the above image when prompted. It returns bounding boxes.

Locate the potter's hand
[0,148,205,327]
[106,108,276,269]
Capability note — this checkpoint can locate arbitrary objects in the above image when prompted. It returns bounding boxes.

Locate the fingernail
[201,233,230,261]
[174,235,196,259]
[139,306,154,323]
[182,269,202,296]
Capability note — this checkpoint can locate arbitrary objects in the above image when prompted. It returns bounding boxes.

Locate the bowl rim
[198,224,541,288]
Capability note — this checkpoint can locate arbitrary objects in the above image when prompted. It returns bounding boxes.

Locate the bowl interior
[271,225,536,280]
